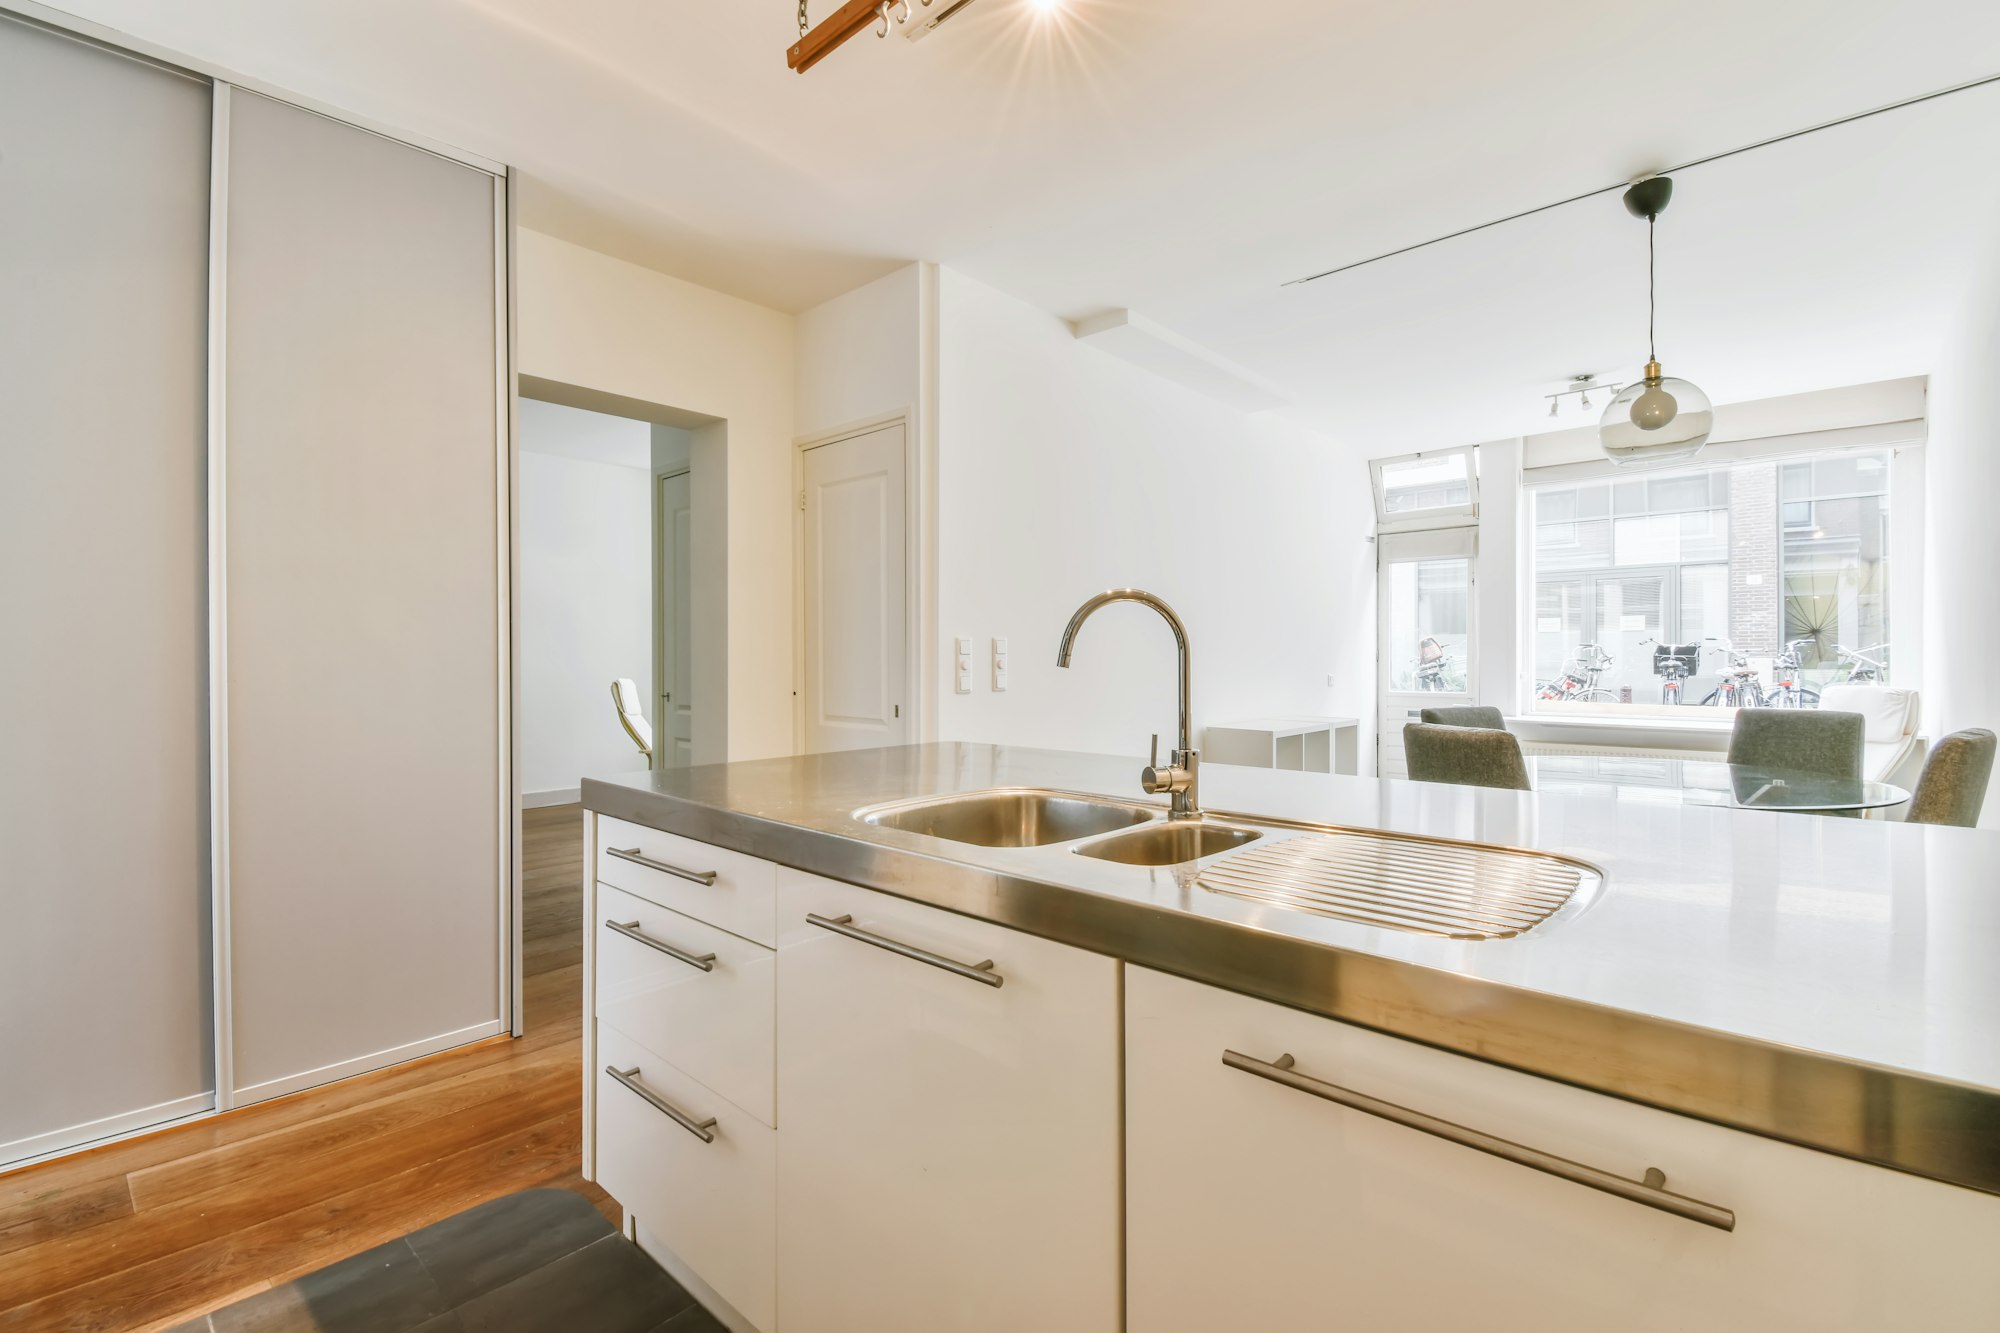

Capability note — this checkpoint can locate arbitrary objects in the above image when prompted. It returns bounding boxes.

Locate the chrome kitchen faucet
[1056,589,1201,821]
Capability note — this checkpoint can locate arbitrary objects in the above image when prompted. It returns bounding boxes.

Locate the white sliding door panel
[802,426,909,753]
[223,91,504,1101]
[0,17,215,1164]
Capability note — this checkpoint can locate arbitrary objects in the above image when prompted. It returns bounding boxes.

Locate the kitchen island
[580,742,2000,1332]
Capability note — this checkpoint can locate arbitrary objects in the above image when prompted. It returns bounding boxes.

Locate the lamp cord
[1648,216,1657,365]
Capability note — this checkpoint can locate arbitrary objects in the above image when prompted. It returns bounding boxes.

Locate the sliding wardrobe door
[0,18,213,1163]
[222,90,506,1102]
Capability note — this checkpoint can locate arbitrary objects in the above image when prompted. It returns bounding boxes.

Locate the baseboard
[232,1019,508,1106]
[523,787,581,809]
[0,1090,216,1172]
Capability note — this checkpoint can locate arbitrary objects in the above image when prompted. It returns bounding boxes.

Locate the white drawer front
[596,1023,775,1333]
[596,885,775,1126]
[596,814,776,946]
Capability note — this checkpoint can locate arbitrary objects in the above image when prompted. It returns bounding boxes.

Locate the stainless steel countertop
[582,742,2000,1197]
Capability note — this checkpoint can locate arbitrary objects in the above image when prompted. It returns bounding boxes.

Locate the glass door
[1377,530,1476,779]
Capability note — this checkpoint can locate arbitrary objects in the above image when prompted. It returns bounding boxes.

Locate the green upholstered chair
[1403,722,1531,792]
[1726,709,1864,782]
[1905,729,1997,828]
[1418,705,1506,730]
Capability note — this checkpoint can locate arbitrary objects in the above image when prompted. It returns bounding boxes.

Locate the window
[1527,449,1893,711]
[1386,558,1470,691]
[1370,446,1478,531]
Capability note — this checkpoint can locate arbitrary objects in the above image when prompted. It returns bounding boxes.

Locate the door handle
[606,1065,717,1143]
[606,919,716,972]
[1222,1050,1734,1231]
[806,913,1003,988]
[606,846,718,886]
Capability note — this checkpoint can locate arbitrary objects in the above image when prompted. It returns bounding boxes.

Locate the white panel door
[802,426,909,753]
[775,871,1122,1332]
[658,471,694,767]
[223,90,504,1103]
[0,15,214,1165]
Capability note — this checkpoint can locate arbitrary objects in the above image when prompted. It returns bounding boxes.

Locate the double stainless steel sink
[857,787,1602,939]
[862,788,1259,867]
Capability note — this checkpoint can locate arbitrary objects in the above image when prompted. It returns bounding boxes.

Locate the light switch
[954,636,973,694]
[991,637,1008,691]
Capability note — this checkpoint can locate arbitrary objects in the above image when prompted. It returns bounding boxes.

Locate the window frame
[1516,441,1917,722]
[1370,445,1479,533]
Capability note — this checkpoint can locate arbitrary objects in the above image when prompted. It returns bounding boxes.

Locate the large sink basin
[1073,821,1261,866]
[860,789,1153,848]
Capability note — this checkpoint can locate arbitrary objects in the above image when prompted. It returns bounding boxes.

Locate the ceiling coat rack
[789,0,928,72]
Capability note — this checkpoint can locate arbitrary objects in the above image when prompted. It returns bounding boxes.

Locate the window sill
[1509,712,1733,732]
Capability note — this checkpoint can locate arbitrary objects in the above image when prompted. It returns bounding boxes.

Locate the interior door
[0,14,214,1165]
[802,424,909,754]
[1376,529,1476,780]
[658,470,693,767]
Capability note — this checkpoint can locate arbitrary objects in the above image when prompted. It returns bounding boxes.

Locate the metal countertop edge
[582,779,2000,1200]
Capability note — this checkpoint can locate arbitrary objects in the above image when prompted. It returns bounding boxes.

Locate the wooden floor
[0,804,599,1333]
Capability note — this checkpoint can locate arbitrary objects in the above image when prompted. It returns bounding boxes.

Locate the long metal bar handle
[607,846,719,886]
[606,1065,718,1144]
[606,920,716,973]
[1221,1050,1735,1232]
[806,913,1003,988]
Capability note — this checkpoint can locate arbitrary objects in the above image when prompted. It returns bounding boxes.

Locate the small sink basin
[1074,822,1261,866]
[861,789,1154,848]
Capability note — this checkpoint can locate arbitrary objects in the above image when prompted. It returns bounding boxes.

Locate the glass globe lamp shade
[1599,362,1712,467]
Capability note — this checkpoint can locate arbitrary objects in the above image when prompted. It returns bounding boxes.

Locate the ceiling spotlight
[1029,0,1064,12]
[1549,399,1560,418]
[1578,390,1591,410]
[1600,175,1713,466]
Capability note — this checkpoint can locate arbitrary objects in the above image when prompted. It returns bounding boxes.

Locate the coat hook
[876,2,891,36]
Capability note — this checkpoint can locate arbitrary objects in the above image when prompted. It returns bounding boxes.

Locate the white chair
[611,678,654,770]
[1817,684,1919,786]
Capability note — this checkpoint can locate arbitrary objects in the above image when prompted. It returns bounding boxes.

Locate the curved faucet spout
[1056,589,1191,753]
[1057,589,1200,818]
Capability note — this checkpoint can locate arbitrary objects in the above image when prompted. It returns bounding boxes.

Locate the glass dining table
[1525,754,1911,814]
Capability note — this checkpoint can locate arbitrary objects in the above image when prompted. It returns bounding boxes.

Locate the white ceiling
[519,398,651,469]
[49,0,2000,449]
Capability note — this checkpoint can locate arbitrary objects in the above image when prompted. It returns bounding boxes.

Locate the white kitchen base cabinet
[1125,966,2000,1332]
[774,870,1122,1333]
[595,1024,776,1333]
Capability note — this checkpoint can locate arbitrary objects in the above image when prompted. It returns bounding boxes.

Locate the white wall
[796,264,923,437]
[794,263,938,741]
[934,269,1375,767]
[519,438,653,802]
[1924,244,2000,822]
[517,228,795,763]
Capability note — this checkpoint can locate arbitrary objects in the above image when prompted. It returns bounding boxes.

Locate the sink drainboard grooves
[1197,833,1591,940]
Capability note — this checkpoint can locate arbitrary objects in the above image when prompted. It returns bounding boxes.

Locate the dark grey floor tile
[407,1186,617,1307]
[408,1314,469,1333]
[158,1319,213,1333]
[456,1235,694,1333]
[651,1302,728,1333]
[210,1238,447,1333]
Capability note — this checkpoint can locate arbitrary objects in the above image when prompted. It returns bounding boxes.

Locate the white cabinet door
[776,871,1120,1333]
[1127,966,2000,1333]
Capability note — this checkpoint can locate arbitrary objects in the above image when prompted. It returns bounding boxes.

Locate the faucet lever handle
[1149,733,1160,769]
